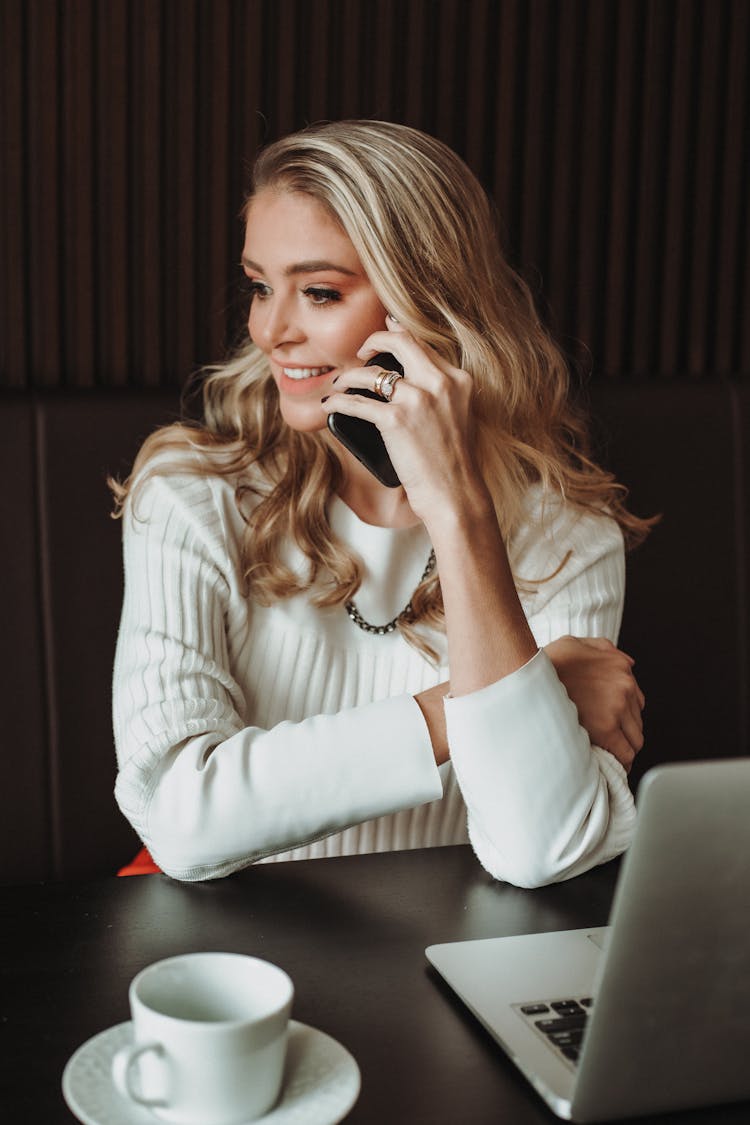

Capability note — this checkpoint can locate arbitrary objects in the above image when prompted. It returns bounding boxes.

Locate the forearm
[428,487,538,696]
[116,695,442,881]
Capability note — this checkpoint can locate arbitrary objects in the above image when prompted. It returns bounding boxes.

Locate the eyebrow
[241,256,357,278]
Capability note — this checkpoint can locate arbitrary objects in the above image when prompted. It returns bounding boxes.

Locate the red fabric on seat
[117,846,161,876]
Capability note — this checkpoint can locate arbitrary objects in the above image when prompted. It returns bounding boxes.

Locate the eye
[245,279,271,300]
[304,286,342,306]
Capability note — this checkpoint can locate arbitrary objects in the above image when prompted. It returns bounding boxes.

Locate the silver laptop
[426,759,750,1122]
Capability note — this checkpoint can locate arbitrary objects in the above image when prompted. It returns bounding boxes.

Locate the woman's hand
[545,636,645,772]
[322,323,484,526]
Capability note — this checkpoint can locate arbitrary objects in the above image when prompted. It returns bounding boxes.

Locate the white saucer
[62,1019,361,1125]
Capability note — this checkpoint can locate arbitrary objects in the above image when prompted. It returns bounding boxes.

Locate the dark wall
[2,0,748,392]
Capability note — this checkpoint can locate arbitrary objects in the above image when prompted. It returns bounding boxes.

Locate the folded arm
[113,474,442,881]
[430,507,638,887]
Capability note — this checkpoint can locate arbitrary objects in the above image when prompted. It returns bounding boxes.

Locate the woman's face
[242,189,388,433]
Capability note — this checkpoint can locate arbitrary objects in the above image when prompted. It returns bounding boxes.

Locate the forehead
[243,189,357,261]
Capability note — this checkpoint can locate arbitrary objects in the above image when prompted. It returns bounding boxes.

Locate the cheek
[331,307,386,360]
[324,323,361,363]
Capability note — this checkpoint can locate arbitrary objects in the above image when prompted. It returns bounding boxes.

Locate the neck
[335,446,419,529]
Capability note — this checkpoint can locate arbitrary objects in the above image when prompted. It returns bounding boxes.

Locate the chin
[278,400,329,435]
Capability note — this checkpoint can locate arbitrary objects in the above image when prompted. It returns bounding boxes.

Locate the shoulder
[124,452,267,556]
[509,484,624,590]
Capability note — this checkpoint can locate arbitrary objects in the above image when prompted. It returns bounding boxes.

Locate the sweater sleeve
[445,510,636,888]
[113,473,442,881]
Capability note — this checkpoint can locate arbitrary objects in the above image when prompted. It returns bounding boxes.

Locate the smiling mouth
[282,366,334,381]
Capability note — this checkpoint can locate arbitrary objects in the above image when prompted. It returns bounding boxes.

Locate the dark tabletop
[2,844,748,1124]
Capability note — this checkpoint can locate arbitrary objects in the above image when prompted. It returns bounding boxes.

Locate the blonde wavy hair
[112,119,652,660]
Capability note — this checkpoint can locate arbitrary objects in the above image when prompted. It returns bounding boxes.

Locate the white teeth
[282,366,332,380]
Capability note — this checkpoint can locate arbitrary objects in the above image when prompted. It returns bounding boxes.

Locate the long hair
[111,120,653,661]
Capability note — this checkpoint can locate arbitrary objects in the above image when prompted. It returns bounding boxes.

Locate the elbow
[506,853,597,890]
[467,763,634,888]
[476,848,593,890]
[467,818,606,889]
[486,853,570,890]
[115,730,268,881]
[115,809,221,884]
[142,820,258,883]
[142,790,270,880]
[466,820,559,888]
[503,864,559,891]
[116,770,253,883]
[145,834,224,883]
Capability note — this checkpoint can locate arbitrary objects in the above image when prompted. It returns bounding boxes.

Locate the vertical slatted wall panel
[602,1,641,378]
[26,0,62,387]
[1,0,748,389]
[96,0,129,385]
[715,0,750,374]
[659,0,695,377]
[0,0,27,388]
[687,2,724,377]
[132,0,162,384]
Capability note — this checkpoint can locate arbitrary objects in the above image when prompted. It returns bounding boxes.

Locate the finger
[620,707,644,755]
[357,329,456,384]
[597,731,635,773]
[615,671,644,738]
[580,637,637,670]
[333,365,409,395]
[321,387,383,423]
[578,636,618,654]
[628,688,644,730]
[321,385,412,426]
[331,366,379,394]
[619,667,645,713]
[632,674,646,710]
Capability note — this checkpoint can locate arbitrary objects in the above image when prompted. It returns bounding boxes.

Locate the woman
[112,120,650,885]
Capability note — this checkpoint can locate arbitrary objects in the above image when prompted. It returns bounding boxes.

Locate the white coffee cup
[111,952,294,1124]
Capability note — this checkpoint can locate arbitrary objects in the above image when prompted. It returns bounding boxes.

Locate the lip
[272,360,336,396]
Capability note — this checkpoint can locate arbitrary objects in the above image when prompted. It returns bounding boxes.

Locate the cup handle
[111,1041,168,1108]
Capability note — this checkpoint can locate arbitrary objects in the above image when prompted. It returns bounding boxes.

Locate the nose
[250,293,304,352]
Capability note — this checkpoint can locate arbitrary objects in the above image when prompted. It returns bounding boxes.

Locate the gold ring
[380,371,404,401]
[373,369,389,396]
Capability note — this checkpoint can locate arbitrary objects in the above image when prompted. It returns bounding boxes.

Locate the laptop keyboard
[513,997,593,1066]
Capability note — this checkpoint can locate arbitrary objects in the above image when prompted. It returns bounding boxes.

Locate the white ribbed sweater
[113,470,636,884]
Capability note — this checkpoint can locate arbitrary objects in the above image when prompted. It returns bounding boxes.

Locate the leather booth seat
[1,383,748,883]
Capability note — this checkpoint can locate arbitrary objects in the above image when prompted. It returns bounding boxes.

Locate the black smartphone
[326,352,403,488]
